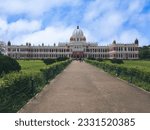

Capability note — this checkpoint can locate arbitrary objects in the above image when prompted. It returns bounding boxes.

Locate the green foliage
[0,72,45,112]
[18,60,50,72]
[0,60,71,112]
[97,58,103,62]
[0,55,21,76]
[85,59,150,92]
[87,57,96,60]
[42,57,69,65]
[123,60,150,72]
[111,59,124,64]
[139,45,150,59]
[42,59,56,65]
[87,57,103,62]
[56,57,69,61]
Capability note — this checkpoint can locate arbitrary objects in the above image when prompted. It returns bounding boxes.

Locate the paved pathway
[19,61,150,112]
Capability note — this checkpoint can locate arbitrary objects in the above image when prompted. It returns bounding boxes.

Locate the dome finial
[77,26,79,29]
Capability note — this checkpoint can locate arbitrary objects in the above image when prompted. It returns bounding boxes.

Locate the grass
[122,60,150,72]
[0,60,71,112]
[17,60,49,73]
[86,59,150,91]
[18,59,150,74]
[102,60,150,72]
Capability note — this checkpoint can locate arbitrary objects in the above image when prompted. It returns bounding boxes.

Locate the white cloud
[118,29,149,46]
[84,0,119,21]
[11,25,95,45]
[0,0,149,46]
[83,0,126,41]
[127,0,145,13]
[0,18,8,31]
[12,26,74,45]
[8,20,41,33]
[0,0,81,18]
[0,18,41,42]
[97,12,125,38]
[82,0,149,46]
[0,18,8,41]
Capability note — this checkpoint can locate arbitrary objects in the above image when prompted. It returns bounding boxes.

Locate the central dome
[72,26,84,37]
[70,26,86,42]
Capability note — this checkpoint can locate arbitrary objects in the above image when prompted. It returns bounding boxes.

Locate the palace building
[1,26,139,59]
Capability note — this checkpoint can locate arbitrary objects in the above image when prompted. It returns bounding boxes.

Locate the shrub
[0,55,21,76]
[56,57,69,61]
[85,59,150,91]
[87,57,96,60]
[0,60,71,112]
[42,57,69,65]
[42,58,56,65]
[111,58,124,64]
[97,58,103,62]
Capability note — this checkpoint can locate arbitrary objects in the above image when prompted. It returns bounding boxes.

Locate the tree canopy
[0,54,21,76]
[139,45,150,59]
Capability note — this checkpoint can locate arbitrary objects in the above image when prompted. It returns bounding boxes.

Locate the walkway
[19,61,150,112]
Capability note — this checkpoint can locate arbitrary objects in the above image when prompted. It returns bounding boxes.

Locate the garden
[0,56,71,112]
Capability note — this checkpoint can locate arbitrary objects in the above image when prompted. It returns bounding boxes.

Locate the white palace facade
[0,26,139,59]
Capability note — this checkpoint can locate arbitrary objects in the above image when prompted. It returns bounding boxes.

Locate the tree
[0,55,21,76]
[139,45,150,59]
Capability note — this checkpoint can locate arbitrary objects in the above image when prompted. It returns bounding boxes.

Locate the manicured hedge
[0,60,71,112]
[110,59,124,64]
[43,57,69,65]
[85,59,150,91]
[42,59,56,65]
[0,54,21,76]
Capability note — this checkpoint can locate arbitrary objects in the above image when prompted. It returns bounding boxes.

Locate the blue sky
[0,0,150,46]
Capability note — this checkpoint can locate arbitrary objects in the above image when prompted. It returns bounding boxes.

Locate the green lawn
[16,59,150,73]
[103,60,150,72]
[0,60,71,112]
[122,60,150,72]
[17,60,48,73]
[86,59,150,91]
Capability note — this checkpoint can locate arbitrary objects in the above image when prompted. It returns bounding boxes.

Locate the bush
[56,57,69,61]
[0,55,21,76]
[111,59,124,64]
[42,57,69,65]
[0,60,71,112]
[42,58,56,65]
[87,57,96,60]
[85,59,150,91]
[97,58,103,62]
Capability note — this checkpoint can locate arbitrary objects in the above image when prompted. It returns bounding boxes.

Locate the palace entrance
[72,51,84,59]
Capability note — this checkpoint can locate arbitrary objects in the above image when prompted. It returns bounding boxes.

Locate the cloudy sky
[0,0,150,46]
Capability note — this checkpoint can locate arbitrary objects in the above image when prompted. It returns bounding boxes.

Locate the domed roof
[72,26,84,38]
[70,26,86,42]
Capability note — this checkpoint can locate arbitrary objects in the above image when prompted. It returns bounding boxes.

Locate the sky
[0,0,150,46]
